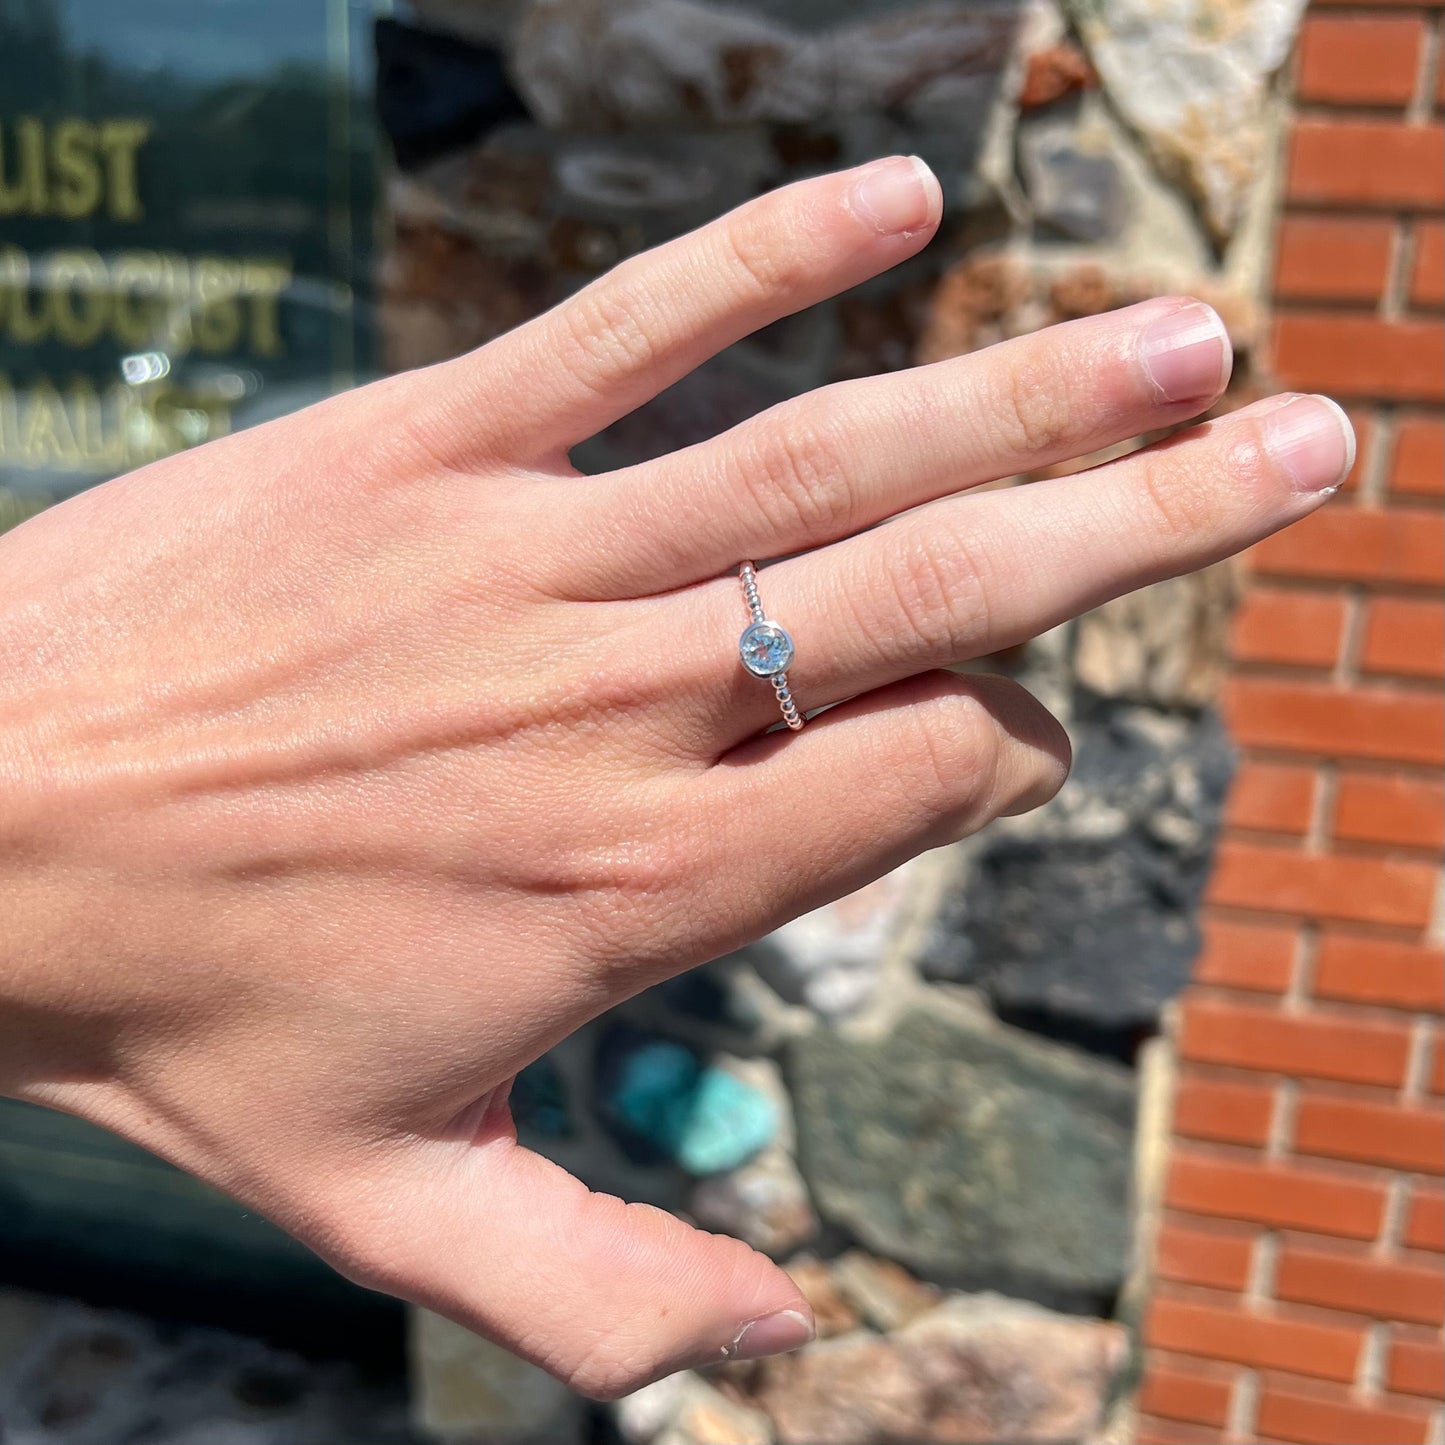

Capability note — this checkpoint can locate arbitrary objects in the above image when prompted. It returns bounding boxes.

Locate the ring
[737,561,804,730]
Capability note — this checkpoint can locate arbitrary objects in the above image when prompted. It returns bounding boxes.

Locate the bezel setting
[738,620,795,678]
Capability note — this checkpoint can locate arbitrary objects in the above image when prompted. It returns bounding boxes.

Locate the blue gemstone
[739,621,794,678]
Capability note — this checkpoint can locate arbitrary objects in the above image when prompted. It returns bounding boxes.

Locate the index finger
[418,157,942,466]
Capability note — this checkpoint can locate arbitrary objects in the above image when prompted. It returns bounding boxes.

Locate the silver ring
[737,561,803,731]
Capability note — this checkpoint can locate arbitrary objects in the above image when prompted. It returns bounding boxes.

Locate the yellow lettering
[51,120,102,219]
[193,258,242,352]
[98,119,149,221]
[0,118,48,215]
[21,379,80,464]
[48,250,109,347]
[0,245,47,344]
[243,261,291,356]
[111,251,165,349]
[0,373,234,476]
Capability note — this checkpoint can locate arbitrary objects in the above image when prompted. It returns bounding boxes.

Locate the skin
[0,159,1351,1396]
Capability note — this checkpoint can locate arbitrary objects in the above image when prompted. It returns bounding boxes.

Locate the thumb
[364,1136,815,1399]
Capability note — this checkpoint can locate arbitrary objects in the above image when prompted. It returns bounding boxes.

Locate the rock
[830,1251,939,1332]
[379,216,554,371]
[1018,120,1126,243]
[410,1310,583,1444]
[514,0,814,131]
[748,861,919,1019]
[616,1372,773,1445]
[690,1147,819,1256]
[1047,263,1115,319]
[782,1259,862,1340]
[1073,564,1242,711]
[915,254,1030,365]
[1063,0,1306,241]
[1018,43,1094,109]
[929,702,1234,1043]
[790,1010,1135,1305]
[595,1028,779,1175]
[616,1373,693,1444]
[513,0,1018,132]
[730,1294,1125,1444]
[374,19,528,171]
[509,1057,573,1140]
[0,1288,414,1445]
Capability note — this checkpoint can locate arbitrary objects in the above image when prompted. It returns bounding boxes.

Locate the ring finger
[675,391,1354,750]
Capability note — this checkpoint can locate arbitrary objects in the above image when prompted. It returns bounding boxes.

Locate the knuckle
[885,526,995,660]
[744,401,857,539]
[904,687,995,803]
[562,266,659,392]
[996,359,1075,459]
[1132,445,1221,544]
[717,211,804,301]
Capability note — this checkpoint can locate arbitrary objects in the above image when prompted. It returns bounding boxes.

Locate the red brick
[1225,678,1445,767]
[1295,1093,1445,1173]
[1273,314,1445,402]
[1155,1218,1256,1291]
[1139,1357,1235,1429]
[1225,762,1317,835]
[1135,1416,1226,1445]
[1257,1385,1432,1445]
[1166,1151,1387,1239]
[1232,588,1346,669]
[1251,508,1445,588]
[1276,1243,1445,1325]
[1361,597,1445,681]
[1391,417,1444,499]
[1314,934,1445,1012]
[1404,1186,1445,1251]
[1389,1336,1445,1397]
[1431,1033,1444,1096]
[1146,1295,1364,1381]
[1207,842,1436,928]
[1297,16,1427,107]
[1413,221,1445,309]
[1195,918,1298,993]
[1334,771,1445,851]
[1174,1074,1277,1147]
[1288,120,1445,211]
[1180,996,1413,1086]
[1273,216,1394,302]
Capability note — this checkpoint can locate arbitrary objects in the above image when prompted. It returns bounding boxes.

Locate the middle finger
[552,297,1231,599]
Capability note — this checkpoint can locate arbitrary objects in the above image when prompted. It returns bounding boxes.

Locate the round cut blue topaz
[739,620,794,678]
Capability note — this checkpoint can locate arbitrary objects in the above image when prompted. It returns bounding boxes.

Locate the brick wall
[1136,7,1445,1444]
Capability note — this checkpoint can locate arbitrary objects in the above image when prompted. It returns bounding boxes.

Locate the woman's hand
[0,157,1352,1396]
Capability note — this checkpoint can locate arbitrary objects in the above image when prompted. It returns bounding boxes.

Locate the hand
[0,157,1352,1396]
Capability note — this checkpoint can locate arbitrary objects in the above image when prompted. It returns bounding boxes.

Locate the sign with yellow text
[0,0,376,517]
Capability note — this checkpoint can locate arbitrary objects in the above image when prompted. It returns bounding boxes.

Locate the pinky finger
[706,671,1072,938]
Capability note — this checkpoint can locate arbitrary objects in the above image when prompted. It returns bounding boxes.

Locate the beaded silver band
[737,561,803,731]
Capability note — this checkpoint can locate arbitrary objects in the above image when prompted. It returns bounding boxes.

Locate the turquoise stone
[675,1068,779,1176]
[606,1039,778,1176]
[739,621,794,678]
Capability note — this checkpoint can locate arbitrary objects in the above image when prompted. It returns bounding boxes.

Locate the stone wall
[379,3,1309,1441]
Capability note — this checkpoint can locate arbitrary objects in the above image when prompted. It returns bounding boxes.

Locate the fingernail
[1139,301,1231,403]
[850,156,940,236]
[725,1309,815,1362]
[1266,393,1356,493]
